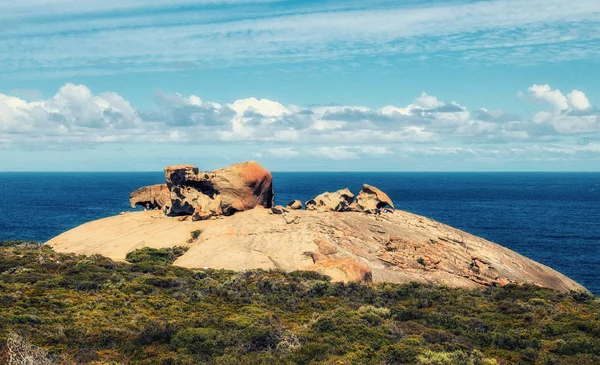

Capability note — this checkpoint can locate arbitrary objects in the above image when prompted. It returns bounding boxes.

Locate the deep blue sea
[0,172,598,294]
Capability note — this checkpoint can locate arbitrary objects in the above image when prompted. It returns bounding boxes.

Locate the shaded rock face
[305,188,355,212]
[165,161,274,219]
[354,184,395,213]
[129,184,171,210]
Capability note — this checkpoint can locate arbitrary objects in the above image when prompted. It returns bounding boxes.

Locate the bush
[125,247,188,266]
[189,230,203,242]
[0,241,40,248]
[170,327,222,357]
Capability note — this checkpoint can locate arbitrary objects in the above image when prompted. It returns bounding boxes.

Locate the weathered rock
[354,184,395,213]
[165,161,274,217]
[308,258,373,283]
[287,200,303,210]
[129,184,170,210]
[313,239,338,255]
[192,208,216,221]
[49,162,590,292]
[305,188,354,212]
[270,205,287,215]
[47,208,589,292]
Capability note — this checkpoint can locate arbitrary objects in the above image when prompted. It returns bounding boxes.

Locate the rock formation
[287,200,303,210]
[129,184,170,210]
[46,161,589,292]
[305,188,355,212]
[165,162,273,219]
[127,161,274,221]
[353,184,395,213]
[47,207,588,292]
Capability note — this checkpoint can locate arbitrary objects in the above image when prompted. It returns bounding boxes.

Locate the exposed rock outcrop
[308,258,373,283]
[47,161,588,292]
[287,200,303,210]
[164,161,274,218]
[129,184,170,210]
[354,184,395,213]
[47,208,588,292]
[305,188,354,212]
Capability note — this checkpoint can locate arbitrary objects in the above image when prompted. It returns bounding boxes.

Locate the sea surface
[0,172,598,294]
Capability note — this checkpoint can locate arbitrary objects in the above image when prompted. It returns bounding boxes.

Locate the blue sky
[1,0,600,171]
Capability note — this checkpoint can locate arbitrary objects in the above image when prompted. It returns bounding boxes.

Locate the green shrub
[125,247,188,266]
[0,240,40,248]
[189,230,203,242]
[171,327,222,356]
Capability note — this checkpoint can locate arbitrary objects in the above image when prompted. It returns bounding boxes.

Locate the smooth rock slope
[47,207,587,292]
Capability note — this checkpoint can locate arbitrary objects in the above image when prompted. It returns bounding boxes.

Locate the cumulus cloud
[0,83,142,143]
[526,84,598,135]
[528,84,570,110]
[1,83,598,166]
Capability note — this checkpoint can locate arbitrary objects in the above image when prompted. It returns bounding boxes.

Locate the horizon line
[1,170,600,173]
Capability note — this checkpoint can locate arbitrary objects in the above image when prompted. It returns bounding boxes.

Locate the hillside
[0,241,598,364]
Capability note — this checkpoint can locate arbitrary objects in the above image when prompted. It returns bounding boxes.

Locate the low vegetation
[0,241,598,364]
[189,229,203,242]
[125,246,189,266]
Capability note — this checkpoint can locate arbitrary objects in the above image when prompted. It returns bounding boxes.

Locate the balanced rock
[305,188,354,212]
[287,200,303,210]
[354,184,395,213]
[165,161,274,217]
[129,184,170,210]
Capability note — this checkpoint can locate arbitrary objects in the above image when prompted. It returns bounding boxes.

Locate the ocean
[0,172,598,294]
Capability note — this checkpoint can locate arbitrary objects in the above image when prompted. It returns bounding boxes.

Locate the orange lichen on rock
[308,258,372,283]
[313,239,338,255]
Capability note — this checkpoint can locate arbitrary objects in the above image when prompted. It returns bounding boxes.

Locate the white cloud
[526,85,599,134]
[355,146,392,156]
[567,90,592,111]
[0,83,142,139]
[309,146,393,160]
[229,98,291,118]
[1,83,598,162]
[267,147,300,158]
[415,92,445,109]
[529,84,569,110]
[310,147,360,160]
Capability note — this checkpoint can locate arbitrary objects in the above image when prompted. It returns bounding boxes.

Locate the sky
[1,0,600,171]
